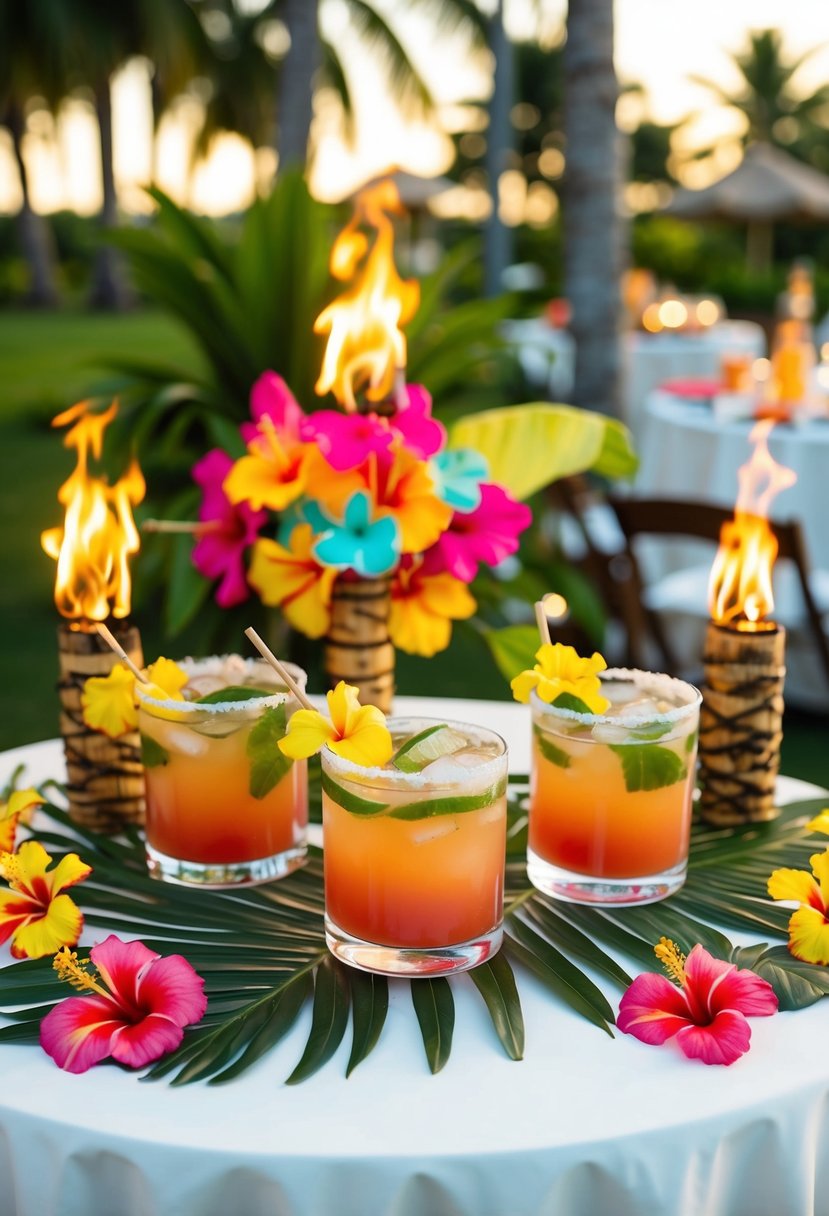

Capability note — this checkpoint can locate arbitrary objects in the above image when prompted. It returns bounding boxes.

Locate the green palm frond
[2,786,828,1083]
[345,0,432,116]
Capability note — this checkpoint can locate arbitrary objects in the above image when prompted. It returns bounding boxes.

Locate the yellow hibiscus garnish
[768,849,829,966]
[510,642,610,714]
[806,809,829,836]
[0,841,91,959]
[81,658,189,737]
[0,789,45,853]
[279,681,393,767]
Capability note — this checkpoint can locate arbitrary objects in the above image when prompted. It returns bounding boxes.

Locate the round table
[1,700,827,1216]
[623,322,766,441]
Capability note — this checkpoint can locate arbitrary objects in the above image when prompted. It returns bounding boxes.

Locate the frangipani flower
[192,449,267,608]
[0,789,45,853]
[81,658,188,738]
[306,411,393,472]
[0,841,92,959]
[511,643,610,714]
[40,935,207,1074]
[429,449,489,513]
[279,681,393,767]
[308,490,400,577]
[389,562,476,657]
[391,384,446,458]
[248,523,337,639]
[422,483,532,583]
[224,420,312,513]
[617,939,777,1066]
[768,850,829,965]
[806,809,829,836]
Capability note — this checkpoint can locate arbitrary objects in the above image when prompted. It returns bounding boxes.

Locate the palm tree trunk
[5,101,59,307]
[483,0,514,297]
[89,79,131,310]
[277,0,319,169]
[562,0,622,416]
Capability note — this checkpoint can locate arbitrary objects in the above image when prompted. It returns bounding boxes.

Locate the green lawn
[0,307,826,791]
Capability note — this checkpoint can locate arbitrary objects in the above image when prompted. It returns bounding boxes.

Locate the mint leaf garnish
[533,725,571,768]
[609,743,687,792]
[552,692,593,714]
[197,685,276,704]
[684,728,699,754]
[247,704,292,799]
[630,722,673,741]
[140,733,169,768]
[321,769,387,816]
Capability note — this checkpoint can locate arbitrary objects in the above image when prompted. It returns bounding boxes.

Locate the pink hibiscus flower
[241,371,307,445]
[41,935,207,1074]
[618,940,778,1066]
[306,410,393,471]
[392,384,446,458]
[192,449,266,607]
[422,483,532,583]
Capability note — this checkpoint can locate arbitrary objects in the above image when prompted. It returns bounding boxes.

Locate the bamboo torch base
[324,577,395,714]
[698,621,785,826]
[57,623,146,832]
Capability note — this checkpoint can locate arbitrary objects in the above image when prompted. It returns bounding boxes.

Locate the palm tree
[689,29,829,162]
[0,0,70,305]
[562,0,621,417]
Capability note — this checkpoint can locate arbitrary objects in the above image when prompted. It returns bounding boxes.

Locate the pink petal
[306,411,392,471]
[250,372,304,441]
[393,384,446,458]
[617,972,692,1045]
[135,954,208,1027]
[109,1013,185,1069]
[90,935,160,1010]
[193,450,235,519]
[214,560,252,608]
[40,994,121,1074]
[675,1010,752,1066]
[684,944,778,1022]
[421,533,479,583]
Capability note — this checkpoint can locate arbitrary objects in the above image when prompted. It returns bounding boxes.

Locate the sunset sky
[2,0,829,217]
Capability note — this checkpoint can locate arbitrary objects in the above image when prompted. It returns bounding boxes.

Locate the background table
[1,699,827,1216]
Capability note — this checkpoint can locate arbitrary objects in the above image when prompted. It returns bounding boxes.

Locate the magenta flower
[192,449,266,608]
[391,384,446,458]
[422,483,532,583]
[40,935,207,1074]
[241,371,307,445]
[618,941,778,1066]
[305,410,393,471]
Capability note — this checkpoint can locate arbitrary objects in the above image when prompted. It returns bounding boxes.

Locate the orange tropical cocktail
[529,670,701,905]
[321,718,508,976]
[136,656,308,886]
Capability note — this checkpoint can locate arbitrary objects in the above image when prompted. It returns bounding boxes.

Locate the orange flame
[41,401,145,627]
[708,419,797,628]
[314,179,420,411]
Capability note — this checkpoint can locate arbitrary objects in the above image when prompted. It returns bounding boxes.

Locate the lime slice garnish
[391,724,467,773]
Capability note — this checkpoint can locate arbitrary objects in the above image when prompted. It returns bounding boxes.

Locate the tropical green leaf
[165,532,211,637]
[411,977,455,1074]
[247,704,293,799]
[505,920,616,1035]
[448,404,637,501]
[208,973,311,1084]
[483,625,539,684]
[468,952,524,1060]
[285,957,350,1085]
[346,969,389,1077]
[732,945,829,1011]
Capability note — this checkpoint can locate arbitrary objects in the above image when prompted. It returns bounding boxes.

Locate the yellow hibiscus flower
[0,789,45,853]
[389,564,476,657]
[0,841,92,959]
[768,849,829,966]
[248,524,337,639]
[279,681,393,767]
[82,658,189,738]
[510,642,610,714]
[223,425,312,513]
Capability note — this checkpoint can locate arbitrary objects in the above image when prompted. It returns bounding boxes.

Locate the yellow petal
[418,574,477,621]
[44,851,93,898]
[81,665,137,737]
[248,528,335,639]
[326,682,364,737]
[389,599,452,657]
[511,669,540,704]
[2,841,91,898]
[278,709,336,759]
[811,849,829,908]
[806,810,829,836]
[327,709,393,767]
[10,893,83,960]
[145,658,188,698]
[224,445,309,513]
[768,866,822,907]
[787,905,829,966]
[6,789,45,819]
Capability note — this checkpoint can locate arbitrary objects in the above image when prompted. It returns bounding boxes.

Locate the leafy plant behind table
[2,785,827,1083]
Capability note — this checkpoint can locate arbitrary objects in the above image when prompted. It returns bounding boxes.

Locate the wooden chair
[606,496,829,690]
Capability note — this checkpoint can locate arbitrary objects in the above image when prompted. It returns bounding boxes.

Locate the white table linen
[0,703,827,1216]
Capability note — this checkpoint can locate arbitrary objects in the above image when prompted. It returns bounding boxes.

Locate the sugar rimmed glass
[136,656,308,887]
[321,717,508,976]
[528,669,701,906]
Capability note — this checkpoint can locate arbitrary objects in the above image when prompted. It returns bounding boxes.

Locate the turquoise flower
[310,490,400,577]
[429,449,489,513]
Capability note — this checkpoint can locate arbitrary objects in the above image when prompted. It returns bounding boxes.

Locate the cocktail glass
[321,717,508,976]
[528,668,701,905]
[136,656,308,886]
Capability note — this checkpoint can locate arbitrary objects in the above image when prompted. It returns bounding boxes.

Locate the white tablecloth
[1,702,827,1216]
[623,322,766,441]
